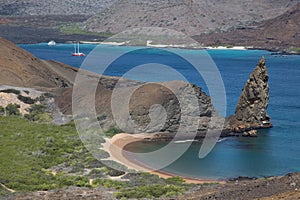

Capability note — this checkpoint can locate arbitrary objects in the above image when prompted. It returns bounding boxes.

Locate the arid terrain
[0,0,299,53]
[6,173,300,200]
[194,3,300,53]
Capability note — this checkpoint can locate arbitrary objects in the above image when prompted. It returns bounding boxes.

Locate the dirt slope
[84,0,299,36]
[194,3,300,51]
[0,37,77,88]
[0,0,116,16]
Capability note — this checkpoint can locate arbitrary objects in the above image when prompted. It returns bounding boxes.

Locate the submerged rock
[242,130,258,137]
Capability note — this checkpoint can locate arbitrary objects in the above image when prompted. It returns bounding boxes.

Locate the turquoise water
[19,43,300,179]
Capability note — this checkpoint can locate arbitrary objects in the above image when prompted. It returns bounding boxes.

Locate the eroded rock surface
[224,57,272,136]
[235,56,270,125]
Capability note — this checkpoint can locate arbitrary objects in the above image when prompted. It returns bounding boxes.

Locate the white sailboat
[72,42,85,57]
[48,40,56,46]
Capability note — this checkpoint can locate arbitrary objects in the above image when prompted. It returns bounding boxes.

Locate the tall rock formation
[235,57,271,126]
[225,57,272,137]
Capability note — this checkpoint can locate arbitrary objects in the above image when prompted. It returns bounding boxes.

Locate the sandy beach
[102,133,225,184]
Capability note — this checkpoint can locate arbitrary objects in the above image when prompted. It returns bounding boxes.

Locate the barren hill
[194,2,300,51]
[0,37,77,88]
[0,0,116,16]
[84,0,299,36]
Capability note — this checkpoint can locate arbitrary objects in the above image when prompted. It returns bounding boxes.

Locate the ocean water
[19,43,300,179]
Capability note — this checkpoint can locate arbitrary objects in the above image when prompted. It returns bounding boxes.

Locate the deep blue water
[19,43,300,179]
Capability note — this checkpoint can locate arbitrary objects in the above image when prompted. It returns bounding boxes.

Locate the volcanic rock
[242,130,258,137]
[235,57,271,126]
[224,57,272,136]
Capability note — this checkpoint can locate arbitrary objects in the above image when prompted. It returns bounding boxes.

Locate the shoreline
[102,133,225,184]
[17,41,300,55]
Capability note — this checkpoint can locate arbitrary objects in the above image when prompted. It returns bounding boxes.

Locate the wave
[174,139,196,144]
[217,138,227,143]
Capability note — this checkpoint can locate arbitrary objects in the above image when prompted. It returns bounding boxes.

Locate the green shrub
[25,104,50,122]
[107,168,126,177]
[6,103,20,116]
[165,176,185,185]
[57,175,90,188]
[104,127,123,137]
[0,89,20,95]
[289,47,300,53]
[92,178,128,189]
[0,106,4,116]
[115,184,185,199]
[0,117,98,191]
[17,95,36,104]
[123,172,162,187]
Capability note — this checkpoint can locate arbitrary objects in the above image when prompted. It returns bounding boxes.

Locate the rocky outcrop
[224,57,272,137]
[57,56,272,138]
[235,57,270,125]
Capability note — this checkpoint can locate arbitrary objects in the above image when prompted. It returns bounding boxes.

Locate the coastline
[102,133,225,184]
[17,40,300,55]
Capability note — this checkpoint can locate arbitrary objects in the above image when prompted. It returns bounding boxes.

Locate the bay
[19,43,300,179]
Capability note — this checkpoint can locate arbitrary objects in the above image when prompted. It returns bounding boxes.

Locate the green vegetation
[115,184,185,199]
[92,179,128,189]
[0,116,198,198]
[17,95,36,104]
[289,47,300,53]
[165,176,185,185]
[24,104,52,122]
[104,127,123,138]
[0,106,4,116]
[225,44,234,48]
[5,103,20,116]
[60,24,113,37]
[0,89,21,95]
[0,116,95,191]
[0,185,11,197]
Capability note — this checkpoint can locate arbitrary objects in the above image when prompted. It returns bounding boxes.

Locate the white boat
[72,42,85,57]
[48,40,56,46]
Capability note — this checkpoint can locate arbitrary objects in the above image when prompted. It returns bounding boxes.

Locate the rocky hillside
[194,2,300,52]
[0,0,116,16]
[0,37,76,88]
[84,0,299,35]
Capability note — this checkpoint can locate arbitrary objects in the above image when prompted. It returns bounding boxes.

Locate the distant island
[0,1,299,54]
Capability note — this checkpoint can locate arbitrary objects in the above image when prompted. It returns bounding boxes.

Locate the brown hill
[194,3,300,51]
[0,0,116,16]
[84,0,299,36]
[0,37,76,88]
